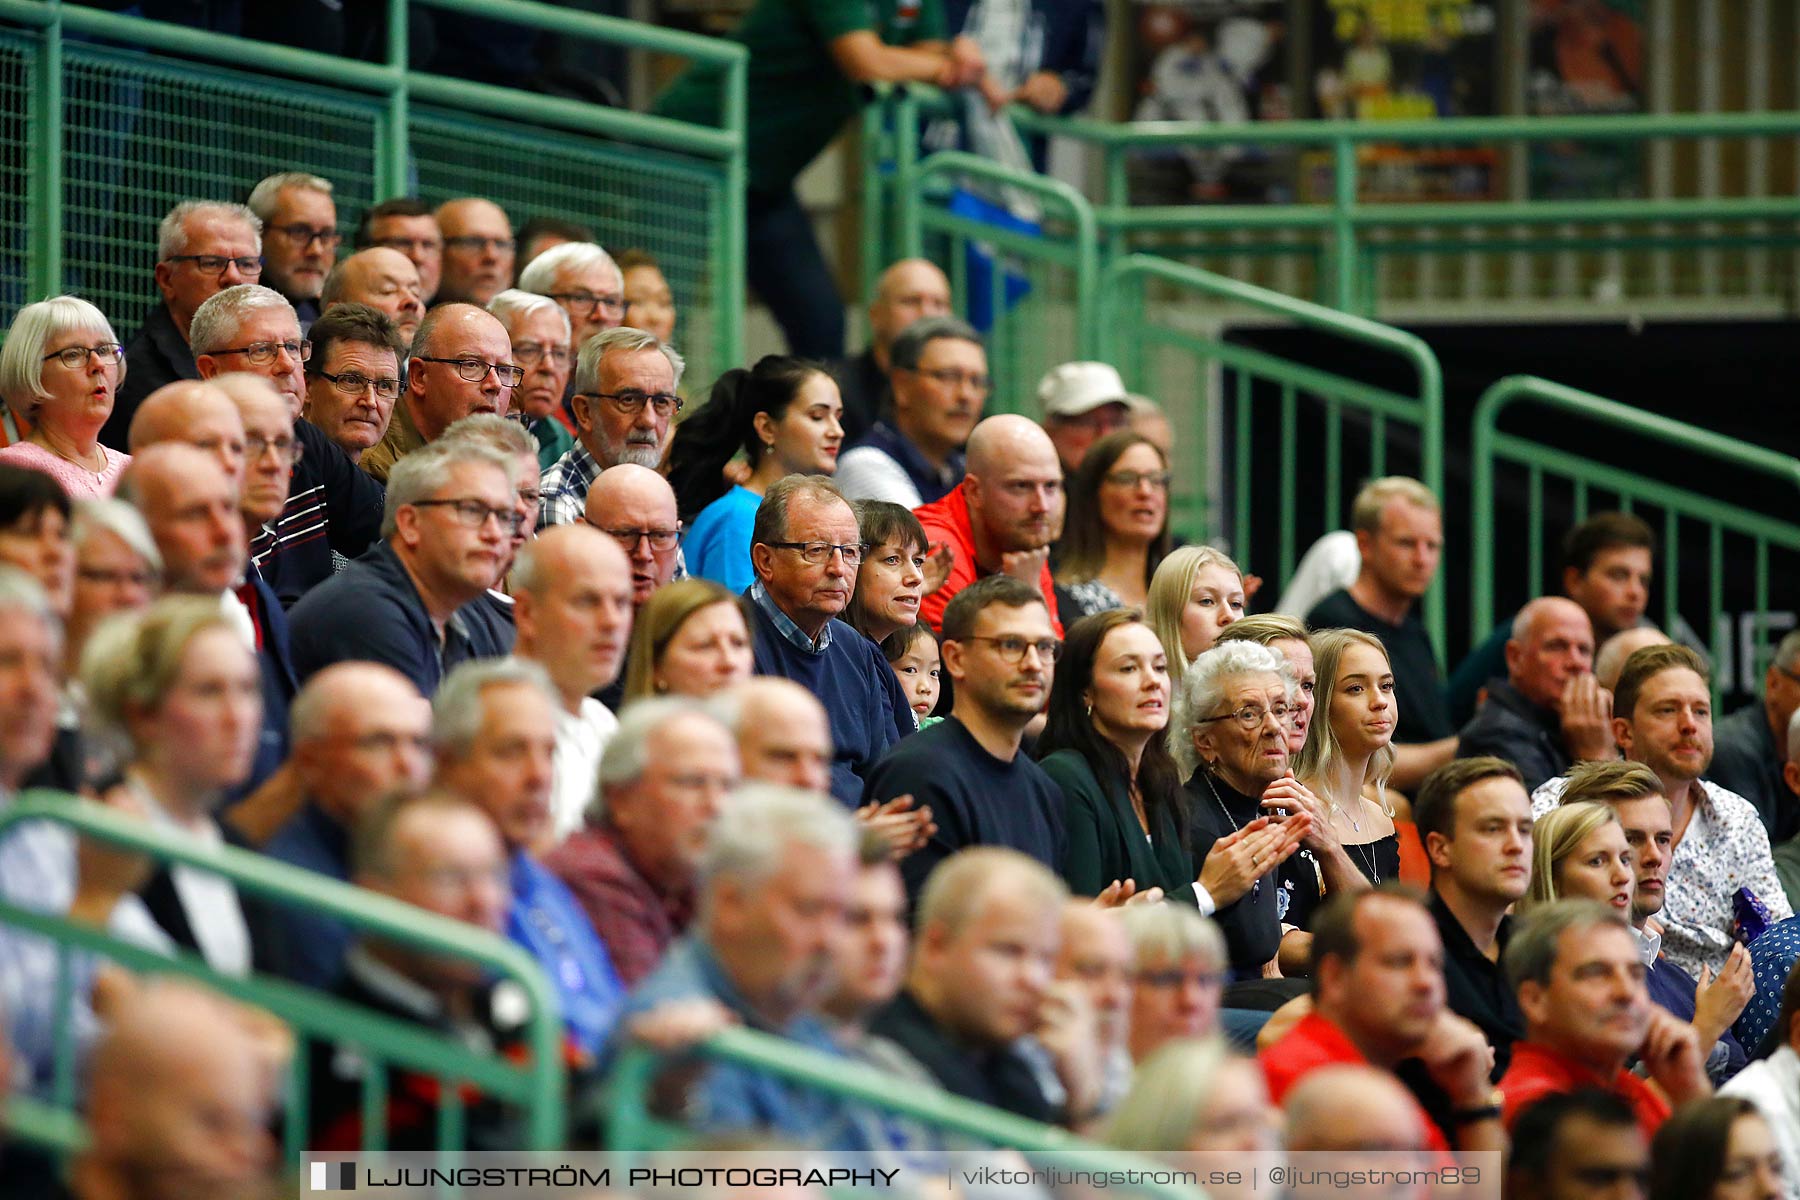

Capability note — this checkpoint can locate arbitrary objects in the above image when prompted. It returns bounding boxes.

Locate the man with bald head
[321,246,425,344]
[831,258,952,443]
[1283,1064,1432,1154]
[1457,595,1616,791]
[259,662,431,987]
[127,379,246,484]
[584,464,683,610]
[916,412,1064,635]
[717,676,833,792]
[73,981,275,1200]
[190,285,386,606]
[511,524,635,841]
[360,302,517,484]
[118,443,247,598]
[435,197,515,306]
[747,476,912,807]
[1596,626,1672,692]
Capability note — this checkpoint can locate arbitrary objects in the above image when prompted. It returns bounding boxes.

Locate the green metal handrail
[0,793,569,1158]
[1097,254,1445,650]
[1469,376,1800,679]
[606,1029,1205,1197]
[0,0,747,368]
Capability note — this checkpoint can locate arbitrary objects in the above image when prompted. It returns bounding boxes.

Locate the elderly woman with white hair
[0,295,130,496]
[487,288,576,468]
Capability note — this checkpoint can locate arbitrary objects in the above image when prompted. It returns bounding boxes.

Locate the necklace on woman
[1203,771,1260,901]
[1347,833,1382,885]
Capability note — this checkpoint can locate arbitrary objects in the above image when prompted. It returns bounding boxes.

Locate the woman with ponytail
[668,355,845,593]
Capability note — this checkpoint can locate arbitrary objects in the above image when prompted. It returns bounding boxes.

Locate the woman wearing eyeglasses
[668,355,845,595]
[1054,431,1173,623]
[0,296,130,497]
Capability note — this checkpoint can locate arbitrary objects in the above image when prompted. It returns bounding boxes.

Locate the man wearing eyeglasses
[354,197,444,304]
[105,199,264,449]
[538,327,685,529]
[246,172,339,334]
[518,241,627,353]
[836,315,986,511]
[302,303,409,467]
[583,464,683,613]
[361,303,519,486]
[288,439,517,698]
[190,285,386,609]
[434,197,516,307]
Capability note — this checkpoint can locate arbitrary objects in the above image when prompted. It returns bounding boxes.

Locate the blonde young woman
[621,577,755,701]
[1147,545,1246,687]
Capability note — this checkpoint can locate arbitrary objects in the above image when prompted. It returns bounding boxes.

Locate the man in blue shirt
[433,658,625,1064]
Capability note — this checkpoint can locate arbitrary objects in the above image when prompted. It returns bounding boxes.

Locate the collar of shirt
[1634,924,1662,966]
[860,420,964,500]
[750,579,831,654]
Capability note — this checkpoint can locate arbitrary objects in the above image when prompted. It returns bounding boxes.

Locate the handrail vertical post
[381,0,410,196]
[719,48,747,372]
[1469,381,1504,651]
[28,4,62,297]
[896,87,923,259]
[1329,134,1358,313]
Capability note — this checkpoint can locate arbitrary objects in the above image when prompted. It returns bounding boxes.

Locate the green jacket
[1039,748,1197,907]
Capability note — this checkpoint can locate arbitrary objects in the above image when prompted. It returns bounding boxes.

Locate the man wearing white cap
[1038,361,1137,476]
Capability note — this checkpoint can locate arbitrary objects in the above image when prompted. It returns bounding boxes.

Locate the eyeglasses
[350,731,433,756]
[76,566,157,589]
[1197,702,1291,731]
[443,235,515,254]
[964,635,1062,664]
[410,497,526,534]
[245,434,303,465]
[763,540,864,567]
[590,523,682,552]
[589,390,683,417]
[41,343,124,369]
[270,224,342,250]
[164,254,263,276]
[546,290,628,320]
[909,366,991,395]
[510,342,572,369]
[209,339,311,366]
[310,368,403,400]
[1136,967,1226,990]
[1104,469,1171,490]
[370,236,442,256]
[416,356,525,388]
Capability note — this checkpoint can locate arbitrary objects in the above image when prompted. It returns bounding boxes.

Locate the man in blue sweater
[746,476,913,808]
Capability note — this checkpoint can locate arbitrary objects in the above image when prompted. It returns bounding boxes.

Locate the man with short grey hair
[538,326,685,528]
[1712,628,1800,843]
[288,438,516,696]
[835,315,986,509]
[518,240,626,351]
[246,171,338,331]
[107,199,264,447]
[545,698,740,985]
[361,302,519,485]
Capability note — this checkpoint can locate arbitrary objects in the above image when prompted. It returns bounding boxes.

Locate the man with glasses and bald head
[289,437,516,697]
[359,302,521,485]
[106,199,264,447]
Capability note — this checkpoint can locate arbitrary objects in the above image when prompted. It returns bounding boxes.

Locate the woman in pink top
[0,295,131,497]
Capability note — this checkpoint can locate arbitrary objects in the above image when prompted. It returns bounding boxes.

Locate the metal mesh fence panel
[0,34,35,314]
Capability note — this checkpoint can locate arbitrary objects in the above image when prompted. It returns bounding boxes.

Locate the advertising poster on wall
[1527,0,1645,198]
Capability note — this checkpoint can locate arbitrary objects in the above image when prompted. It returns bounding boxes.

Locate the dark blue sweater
[747,596,910,807]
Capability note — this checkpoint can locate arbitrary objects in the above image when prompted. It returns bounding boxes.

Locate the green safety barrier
[1469,376,1800,696]
[606,1031,1206,1198]
[860,86,1800,315]
[1096,253,1444,653]
[0,792,568,1161]
[0,0,745,386]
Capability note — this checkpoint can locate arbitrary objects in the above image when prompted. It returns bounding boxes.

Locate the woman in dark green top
[1038,609,1197,903]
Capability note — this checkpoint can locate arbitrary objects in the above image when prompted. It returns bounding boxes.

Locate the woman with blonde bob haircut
[1103,1036,1278,1159]
[1146,544,1245,686]
[1524,800,1633,915]
[81,595,265,974]
[0,295,130,496]
[622,577,754,700]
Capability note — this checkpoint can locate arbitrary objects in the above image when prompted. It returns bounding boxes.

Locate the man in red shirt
[1499,899,1710,1136]
[1259,888,1506,1154]
[915,414,1063,635]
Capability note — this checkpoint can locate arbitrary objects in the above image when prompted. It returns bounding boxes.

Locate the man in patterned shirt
[537,327,684,530]
[1532,643,1792,977]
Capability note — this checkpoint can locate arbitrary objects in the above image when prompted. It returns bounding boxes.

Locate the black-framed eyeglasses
[586,390,682,417]
[906,365,991,395]
[41,343,124,369]
[546,290,628,320]
[416,356,525,388]
[443,235,515,254]
[210,339,311,366]
[1197,702,1291,731]
[410,497,525,534]
[962,634,1062,664]
[510,342,572,369]
[309,367,403,400]
[587,521,682,552]
[762,540,864,568]
[164,254,263,276]
[270,223,342,249]
[1104,469,1171,490]
[370,235,442,256]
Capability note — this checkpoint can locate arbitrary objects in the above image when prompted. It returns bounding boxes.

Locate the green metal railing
[0,793,568,1160]
[1096,253,1444,650]
[862,87,1800,315]
[0,0,746,383]
[606,1031,1205,1197]
[1470,376,1800,692]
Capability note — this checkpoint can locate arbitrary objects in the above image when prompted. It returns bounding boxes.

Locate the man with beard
[915,414,1064,636]
[538,328,684,528]
[1532,644,1792,977]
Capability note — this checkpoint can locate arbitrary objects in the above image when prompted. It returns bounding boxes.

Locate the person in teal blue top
[668,356,848,595]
